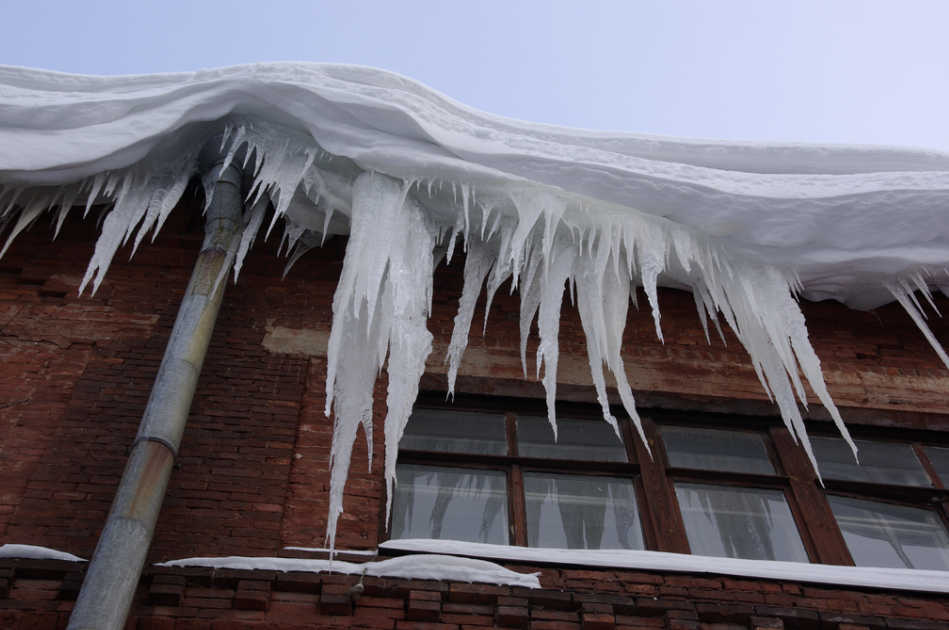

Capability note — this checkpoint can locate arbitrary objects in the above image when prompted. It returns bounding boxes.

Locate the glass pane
[524,473,644,550]
[516,415,627,461]
[828,496,949,571]
[675,483,809,563]
[399,409,507,455]
[660,425,775,474]
[925,446,949,484]
[391,464,508,544]
[812,437,931,486]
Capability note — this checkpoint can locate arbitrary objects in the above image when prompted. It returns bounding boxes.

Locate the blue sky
[4,1,948,152]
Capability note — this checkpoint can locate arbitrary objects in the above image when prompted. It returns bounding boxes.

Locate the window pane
[827,496,949,571]
[660,426,775,474]
[675,483,809,563]
[523,473,644,550]
[399,409,507,455]
[812,437,931,486]
[925,446,949,484]
[516,415,627,461]
[391,464,509,544]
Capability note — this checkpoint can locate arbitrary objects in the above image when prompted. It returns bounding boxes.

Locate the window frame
[383,391,949,570]
[385,392,653,549]
[805,426,949,569]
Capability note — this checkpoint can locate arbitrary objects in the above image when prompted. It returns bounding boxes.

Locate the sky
[3,1,948,153]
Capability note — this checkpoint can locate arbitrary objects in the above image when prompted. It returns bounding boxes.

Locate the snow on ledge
[157,553,540,588]
[0,544,86,562]
[381,539,949,595]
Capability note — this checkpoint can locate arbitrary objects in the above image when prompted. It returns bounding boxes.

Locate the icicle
[531,233,576,439]
[324,172,438,551]
[887,279,949,371]
[445,233,500,396]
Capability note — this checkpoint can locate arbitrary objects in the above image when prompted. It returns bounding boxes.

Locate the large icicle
[323,172,438,551]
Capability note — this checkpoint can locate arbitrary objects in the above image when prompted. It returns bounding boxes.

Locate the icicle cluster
[3,117,949,555]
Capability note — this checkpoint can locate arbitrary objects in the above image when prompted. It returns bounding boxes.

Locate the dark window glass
[812,437,931,486]
[516,415,627,461]
[400,409,507,455]
[925,446,949,484]
[661,425,775,474]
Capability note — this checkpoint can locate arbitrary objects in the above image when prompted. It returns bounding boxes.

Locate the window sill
[380,539,949,594]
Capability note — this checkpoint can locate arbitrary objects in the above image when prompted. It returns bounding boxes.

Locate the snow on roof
[1,62,948,550]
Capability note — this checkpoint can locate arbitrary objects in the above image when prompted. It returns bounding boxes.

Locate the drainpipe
[68,146,244,630]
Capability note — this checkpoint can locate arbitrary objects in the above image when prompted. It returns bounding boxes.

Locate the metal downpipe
[67,151,244,630]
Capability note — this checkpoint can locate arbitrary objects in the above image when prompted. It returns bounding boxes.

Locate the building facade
[2,193,949,629]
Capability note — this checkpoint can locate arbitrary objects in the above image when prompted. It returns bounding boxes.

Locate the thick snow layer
[158,553,540,588]
[0,544,86,562]
[2,62,949,551]
[383,539,949,594]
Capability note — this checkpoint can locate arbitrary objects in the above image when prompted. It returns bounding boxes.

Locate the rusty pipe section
[68,152,243,630]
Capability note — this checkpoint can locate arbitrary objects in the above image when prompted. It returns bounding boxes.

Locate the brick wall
[3,200,949,627]
[1,557,947,630]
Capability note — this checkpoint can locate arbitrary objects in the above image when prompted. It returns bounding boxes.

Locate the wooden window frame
[381,391,949,569]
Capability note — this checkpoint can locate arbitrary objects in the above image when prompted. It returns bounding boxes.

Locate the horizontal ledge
[380,538,949,594]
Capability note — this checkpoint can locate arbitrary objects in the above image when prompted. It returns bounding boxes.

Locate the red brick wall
[1,557,947,630]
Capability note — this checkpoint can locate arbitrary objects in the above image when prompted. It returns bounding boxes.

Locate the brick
[448,582,510,605]
[755,607,819,630]
[320,593,353,616]
[886,619,949,630]
[582,612,615,630]
[355,604,406,621]
[666,609,699,621]
[395,622,460,630]
[532,610,580,623]
[137,618,176,630]
[694,603,754,624]
[411,590,443,602]
[575,592,635,613]
[531,622,581,630]
[408,599,442,622]
[385,579,449,599]
[497,605,529,629]
[819,613,885,630]
[749,617,784,629]
[275,571,320,593]
[149,583,184,607]
[234,582,270,611]
[635,597,693,617]
[525,589,573,611]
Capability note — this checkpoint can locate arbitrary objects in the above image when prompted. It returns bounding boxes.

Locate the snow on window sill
[0,544,86,562]
[380,538,949,594]
[158,552,540,588]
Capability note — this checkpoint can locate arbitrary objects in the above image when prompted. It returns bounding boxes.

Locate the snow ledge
[158,553,540,588]
[381,539,949,594]
[0,544,86,562]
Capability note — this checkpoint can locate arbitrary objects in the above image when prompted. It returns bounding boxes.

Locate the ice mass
[2,62,949,550]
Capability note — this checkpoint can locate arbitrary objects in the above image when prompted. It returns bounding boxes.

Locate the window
[659,425,810,562]
[390,404,646,550]
[811,435,949,570]
[387,395,949,571]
